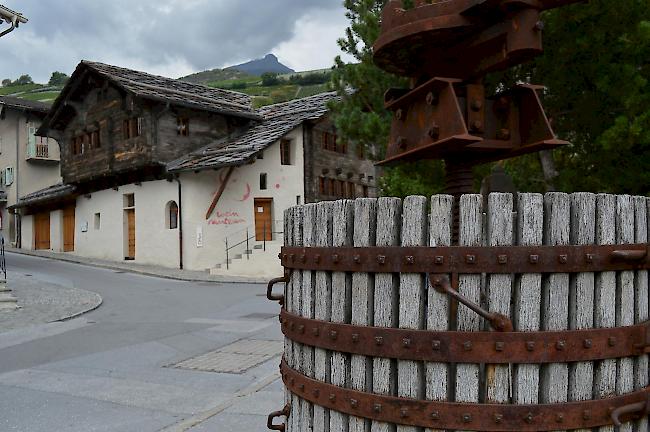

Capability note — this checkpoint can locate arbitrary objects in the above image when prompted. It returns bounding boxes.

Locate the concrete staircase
[210,241,283,279]
[0,280,18,310]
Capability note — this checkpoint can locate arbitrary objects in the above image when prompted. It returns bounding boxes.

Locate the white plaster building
[13,62,376,277]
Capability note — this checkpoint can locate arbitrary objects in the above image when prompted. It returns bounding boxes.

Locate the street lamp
[0,4,27,38]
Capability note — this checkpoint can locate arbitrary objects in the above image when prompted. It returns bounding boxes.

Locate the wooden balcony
[26,142,59,164]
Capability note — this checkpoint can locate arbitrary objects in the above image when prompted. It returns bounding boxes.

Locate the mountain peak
[226,54,294,76]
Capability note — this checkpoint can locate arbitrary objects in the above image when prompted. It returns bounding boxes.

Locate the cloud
[0,0,348,82]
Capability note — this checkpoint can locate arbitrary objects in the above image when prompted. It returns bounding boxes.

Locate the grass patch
[20,91,59,102]
[0,83,44,95]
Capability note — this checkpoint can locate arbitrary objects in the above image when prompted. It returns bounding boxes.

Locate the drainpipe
[14,112,20,247]
[174,175,183,270]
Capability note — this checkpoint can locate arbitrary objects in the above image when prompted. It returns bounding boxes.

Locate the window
[327,178,335,196]
[363,185,369,197]
[91,130,101,149]
[280,139,292,165]
[123,193,135,208]
[356,144,365,159]
[72,136,83,155]
[347,182,356,198]
[123,117,142,139]
[166,201,178,230]
[177,117,189,136]
[296,195,302,205]
[260,173,267,190]
[319,177,326,194]
[94,213,101,230]
[4,167,14,186]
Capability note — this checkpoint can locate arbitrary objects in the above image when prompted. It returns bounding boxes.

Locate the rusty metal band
[280,310,650,364]
[280,359,650,431]
[280,244,650,274]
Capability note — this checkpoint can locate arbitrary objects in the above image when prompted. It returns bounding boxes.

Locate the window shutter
[5,167,13,186]
[28,124,36,147]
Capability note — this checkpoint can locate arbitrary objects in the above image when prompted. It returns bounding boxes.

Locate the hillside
[180,68,252,85]
[226,54,295,76]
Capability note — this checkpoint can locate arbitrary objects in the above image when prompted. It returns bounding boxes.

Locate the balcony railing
[26,141,58,163]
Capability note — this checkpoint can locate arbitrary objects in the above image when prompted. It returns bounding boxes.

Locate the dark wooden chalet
[37,61,260,194]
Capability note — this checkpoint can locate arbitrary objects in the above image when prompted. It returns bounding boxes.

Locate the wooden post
[568,193,596,432]
[302,203,318,432]
[331,200,354,432]
[426,195,452,432]
[635,197,649,432]
[397,196,427,432]
[284,208,297,432]
[486,193,514,404]
[513,193,543,405]
[293,206,305,432]
[350,198,377,432]
[615,195,634,432]
[314,202,334,432]
[595,194,616,432]
[541,193,570,421]
[372,197,401,432]
[455,194,483,431]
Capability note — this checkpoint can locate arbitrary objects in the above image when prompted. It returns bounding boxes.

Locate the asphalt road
[0,253,284,432]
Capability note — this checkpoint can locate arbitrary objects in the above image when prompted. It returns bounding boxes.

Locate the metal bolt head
[559,254,568,264]
[353,254,361,263]
[463,341,473,351]
[431,411,440,421]
[314,254,321,263]
[526,341,536,351]
[498,255,508,264]
[329,394,336,402]
[351,333,360,343]
[300,254,306,263]
[329,331,338,340]
[402,338,412,348]
[586,253,595,263]
[405,255,415,264]
[495,341,505,352]
[494,414,503,424]
[462,414,472,423]
[428,124,440,140]
[556,413,564,423]
[332,254,340,263]
[289,254,295,262]
[556,340,566,351]
[312,327,320,337]
[298,384,304,391]
[432,340,441,351]
[350,399,358,408]
[434,256,444,265]
[377,255,386,264]
[373,403,382,413]
[466,254,476,264]
[375,336,384,346]
[529,254,539,264]
[400,409,409,419]
[608,336,617,347]
[583,339,592,349]
[535,20,545,31]
[425,92,437,105]
[524,412,534,424]
[298,325,305,334]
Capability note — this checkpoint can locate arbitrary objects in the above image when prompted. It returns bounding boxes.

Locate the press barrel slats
[595,194,617,432]
[541,193,570,423]
[635,197,649,432]
[302,203,318,432]
[568,192,596,432]
[616,195,635,432]
[330,200,353,432]
[486,193,514,404]
[455,194,483,429]
[314,202,334,432]
[397,196,427,432]
[426,195,452,432]
[372,197,402,432]
[513,193,543,405]
[275,193,648,432]
[350,198,377,432]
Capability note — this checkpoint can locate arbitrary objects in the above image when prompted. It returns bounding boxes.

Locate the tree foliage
[14,74,33,85]
[1,79,11,87]
[331,0,650,196]
[48,71,69,86]
[261,72,280,86]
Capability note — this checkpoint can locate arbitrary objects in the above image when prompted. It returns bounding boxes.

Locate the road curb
[54,294,103,322]
[6,248,269,285]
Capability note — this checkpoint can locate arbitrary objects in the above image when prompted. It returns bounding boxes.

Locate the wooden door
[126,209,135,259]
[34,212,50,250]
[63,205,75,252]
[254,198,273,241]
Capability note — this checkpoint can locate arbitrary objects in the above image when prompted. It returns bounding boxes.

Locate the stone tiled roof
[11,183,77,209]
[81,61,259,120]
[0,96,50,114]
[167,92,337,172]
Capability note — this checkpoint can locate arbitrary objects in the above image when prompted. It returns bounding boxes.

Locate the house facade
[14,61,376,276]
[0,96,61,246]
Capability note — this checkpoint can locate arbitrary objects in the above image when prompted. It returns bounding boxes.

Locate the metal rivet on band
[435,256,444,264]
[406,256,415,264]
[353,255,361,263]
[402,338,411,348]
[330,331,338,340]
[583,339,592,349]
[350,399,358,409]
[462,414,472,423]
[556,340,566,351]
[529,254,539,264]
[498,255,508,264]
[432,340,441,351]
[373,404,382,413]
[559,254,568,264]
[526,341,536,351]
[375,336,384,346]
[463,341,473,351]
[351,333,360,343]
[377,255,386,264]
[495,341,505,352]
[466,255,476,264]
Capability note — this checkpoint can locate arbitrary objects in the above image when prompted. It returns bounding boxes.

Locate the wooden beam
[205,166,234,220]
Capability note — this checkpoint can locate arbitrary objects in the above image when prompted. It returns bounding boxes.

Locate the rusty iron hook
[267,272,289,306]
[429,274,514,332]
[610,395,650,427]
[267,402,291,431]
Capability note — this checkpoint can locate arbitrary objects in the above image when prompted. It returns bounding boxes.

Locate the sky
[0,0,352,83]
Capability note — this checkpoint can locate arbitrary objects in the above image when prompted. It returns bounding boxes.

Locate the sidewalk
[0,271,102,332]
[7,247,269,284]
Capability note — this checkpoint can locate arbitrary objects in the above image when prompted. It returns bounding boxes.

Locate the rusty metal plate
[280,310,649,364]
[281,359,649,431]
[280,244,650,274]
